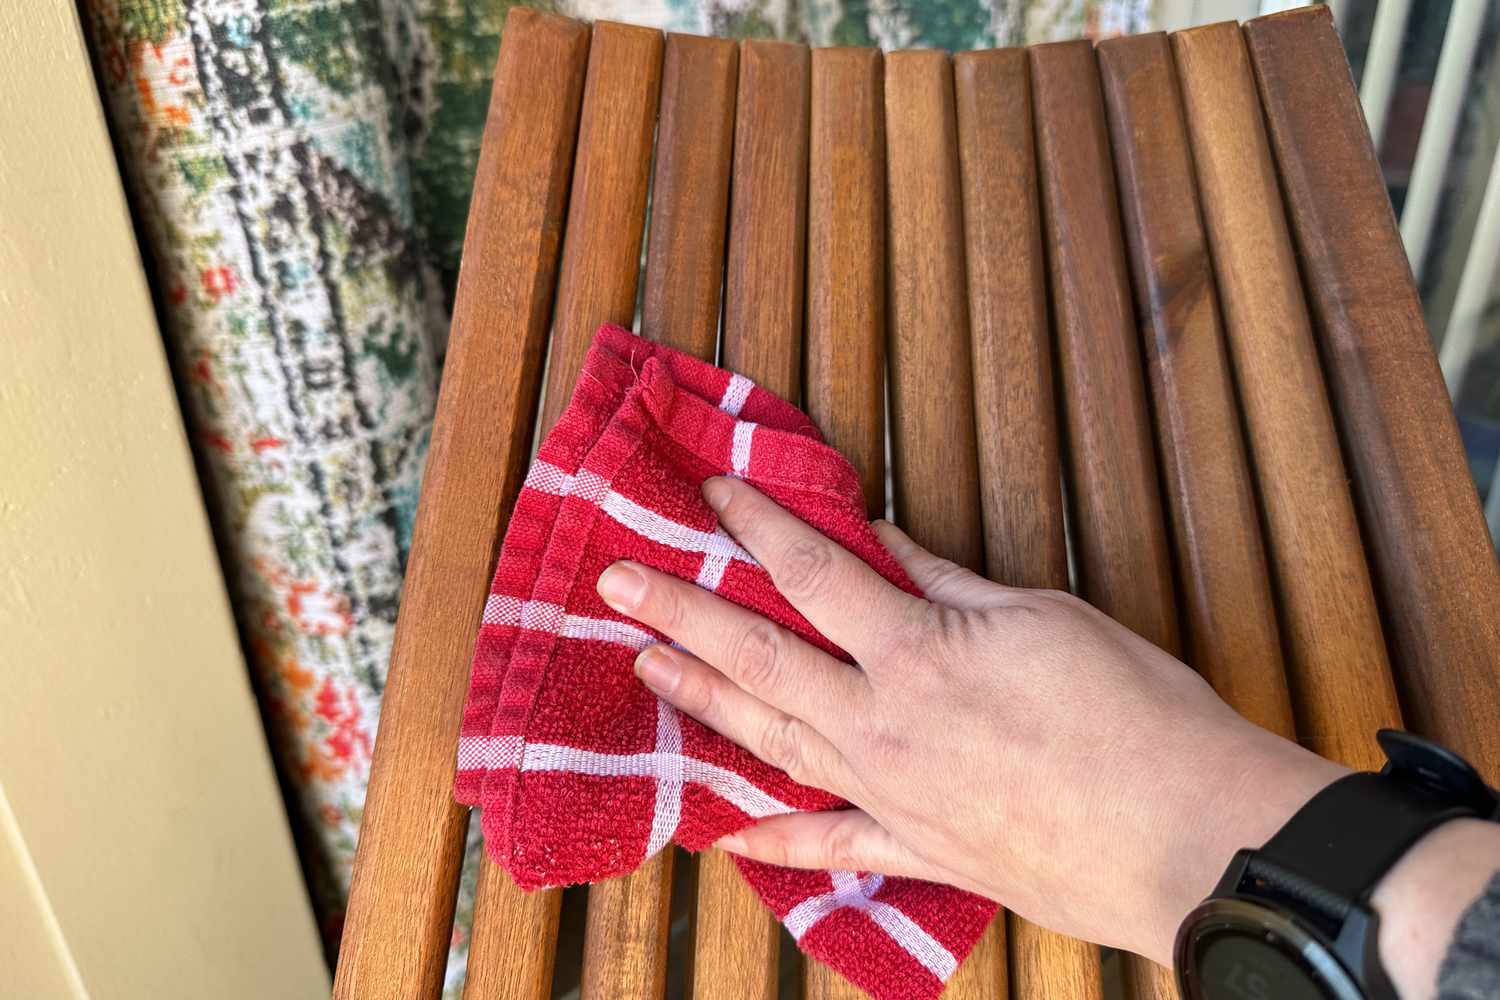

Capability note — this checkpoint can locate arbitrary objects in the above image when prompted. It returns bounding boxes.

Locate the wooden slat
[953,49,1068,593]
[1245,5,1500,777]
[693,36,811,1000]
[883,50,984,571]
[580,30,739,1000]
[692,850,778,1000]
[1097,35,1294,1000]
[331,10,590,999]
[1098,33,1295,737]
[952,927,1009,1000]
[580,852,675,1000]
[884,49,1000,1000]
[803,47,887,1000]
[720,39,812,402]
[465,22,664,1000]
[1029,40,1179,654]
[640,33,740,358]
[953,46,1101,1000]
[1010,927,1103,1000]
[1171,20,1402,769]
[806,48,887,519]
[464,866,565,1000]
[539,21,664,435]
[1029,39,1181,1000]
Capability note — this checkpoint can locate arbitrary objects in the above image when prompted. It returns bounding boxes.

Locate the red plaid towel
[455,324,996,999]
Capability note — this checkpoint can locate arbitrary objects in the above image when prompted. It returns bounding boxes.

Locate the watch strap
[1235,772,1473,929]
[1231,730,1500,934]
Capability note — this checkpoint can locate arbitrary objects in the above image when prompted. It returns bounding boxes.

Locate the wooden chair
[331,6,1500,998]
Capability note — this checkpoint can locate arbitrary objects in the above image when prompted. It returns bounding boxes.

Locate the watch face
[1196,932,1327,1000]
[1176,899,1364,1000]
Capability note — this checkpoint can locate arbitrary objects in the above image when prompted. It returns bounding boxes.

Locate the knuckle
[776,536,835,601]
[754,827,796,868]
[985,598,1051,631]
[644,580,686,634]
[734,621,786,694]
[981,590,1084,636]
[1035,588,1087,614]
[759,713,807,779]
[676,670,719,723]
[819,815,865,872]
[926,560,976,597]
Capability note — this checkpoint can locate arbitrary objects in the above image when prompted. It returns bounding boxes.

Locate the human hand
[594,476,1347,963]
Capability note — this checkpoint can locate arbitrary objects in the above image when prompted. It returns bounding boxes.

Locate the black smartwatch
[1175,729,1499,1000]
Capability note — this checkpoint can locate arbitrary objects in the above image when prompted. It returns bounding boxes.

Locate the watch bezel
[1175,897,1366,1000]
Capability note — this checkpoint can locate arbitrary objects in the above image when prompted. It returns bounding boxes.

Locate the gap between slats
[1030,35,1182,1000]
[695,35,812,1000]
[882,47,999,1000]
[464,17,665,1000]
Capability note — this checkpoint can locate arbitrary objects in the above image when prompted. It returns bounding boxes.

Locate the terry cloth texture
[454,324,996,1000]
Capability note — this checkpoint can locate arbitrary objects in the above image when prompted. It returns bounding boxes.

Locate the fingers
[598,560,867,732]
[634,643,852,796]
[714,809,943,883]
[873,519,1023,611]
[700,477,925,662]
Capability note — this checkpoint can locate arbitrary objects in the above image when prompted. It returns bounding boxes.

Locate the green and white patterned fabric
[79,0,1148,990]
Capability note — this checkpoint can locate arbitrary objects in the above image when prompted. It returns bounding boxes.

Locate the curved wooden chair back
[332,6,1500,998]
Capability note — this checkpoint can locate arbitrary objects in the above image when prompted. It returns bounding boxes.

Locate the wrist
[1145,724,1348,963]
[1372,818,1500,1000]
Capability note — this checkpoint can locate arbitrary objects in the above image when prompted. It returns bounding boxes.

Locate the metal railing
[1164,0,1500,546]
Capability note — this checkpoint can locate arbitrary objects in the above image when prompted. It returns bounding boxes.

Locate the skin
[596,476,1500,999]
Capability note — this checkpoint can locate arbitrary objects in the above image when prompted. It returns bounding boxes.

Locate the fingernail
[714,832,747,853]
[597,561,646,612]
[702,476,733,512]
[635,645,681,695]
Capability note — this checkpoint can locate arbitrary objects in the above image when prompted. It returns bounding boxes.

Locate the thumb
[872,520,998,610]
[715,809,941,882]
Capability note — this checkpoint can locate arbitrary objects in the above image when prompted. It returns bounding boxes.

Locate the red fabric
[455,324,996,999]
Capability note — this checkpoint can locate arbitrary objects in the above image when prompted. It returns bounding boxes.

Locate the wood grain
[692,36,811,1000]
[581,852,675,1000]
[883,50,984,571]
[692,850,778,1000]
[1030,40,1181,1000]
[953,47,1099,1000]
[1171,19,1401,769]
[1245,5,1500,778]
[539,20,664,436]
[953,49,1068,593]
[465,864,565,1000]
[470,21,664,1000]
[640,33,740,358]
[721,39,811,402]
[1098,32,1294,738]
[947,45,1044,551]
[1029,39,1180,655]
[806,48,887,518]
[948,920,1008,1000]
[331,10,589,999]
[882,48,1003,1000]
[802,47,888,1000]
[1008,918,1103,1000]
[580,30,741,999]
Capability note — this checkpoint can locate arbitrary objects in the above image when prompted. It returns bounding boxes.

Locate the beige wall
[0,2,329,997]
